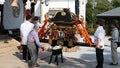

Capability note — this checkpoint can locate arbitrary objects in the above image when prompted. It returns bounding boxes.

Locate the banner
[3,0,24,29]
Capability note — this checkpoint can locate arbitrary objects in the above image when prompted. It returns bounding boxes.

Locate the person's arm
[96,35,102,48]
[20,24,23,37]
[112,30,119,42]
[33,31,41,48]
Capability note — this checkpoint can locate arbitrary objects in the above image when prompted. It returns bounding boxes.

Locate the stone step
[0,46,18,54]
[0,35,20,54]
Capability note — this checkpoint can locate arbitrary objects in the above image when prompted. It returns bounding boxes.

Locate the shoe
[34,63,40,67]
[96,67,103,68]
[21,60,27,63]
[95,66,103,68]
[29,66,35,68]
[109,63,118,65]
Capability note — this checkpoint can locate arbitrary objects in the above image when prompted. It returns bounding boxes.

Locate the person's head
[96,20,103,27]
[111,23,117,29]
[34,24,40,31]
[26,15,32,21]
[33,16,39,23]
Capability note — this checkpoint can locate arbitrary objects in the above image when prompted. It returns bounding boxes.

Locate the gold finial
[11,0,18,7]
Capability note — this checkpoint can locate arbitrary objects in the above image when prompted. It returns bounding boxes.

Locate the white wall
[35,0,87,24]
[48,0,75,13]
[79,0,87,23]
[39,0,75,24]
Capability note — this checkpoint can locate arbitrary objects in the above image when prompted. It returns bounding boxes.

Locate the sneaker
[95,66,103,68]
[29,64,40,68]
[29,66,35,68]
[109,62,118,65]
[21,60,27,63]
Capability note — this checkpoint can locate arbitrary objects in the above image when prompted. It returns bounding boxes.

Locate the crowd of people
[20,15,119,68]
[20,15,44,68]
[94,21,119,68]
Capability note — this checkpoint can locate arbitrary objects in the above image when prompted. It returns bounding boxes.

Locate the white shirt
[94,26,105,49]
[20,21,34,45]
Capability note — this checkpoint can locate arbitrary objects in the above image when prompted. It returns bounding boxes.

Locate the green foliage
[86,0,113,35]
[96,2,113,13]
[87,27,95,35]
[86,0,113,22]
[86,23,96,35]
[112,0,120,8]
[86,8,92,24]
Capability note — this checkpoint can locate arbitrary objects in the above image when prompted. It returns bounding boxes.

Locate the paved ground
[0,45,120,68]
[0,36,120,68]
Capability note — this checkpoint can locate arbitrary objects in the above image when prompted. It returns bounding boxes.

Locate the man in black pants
[96,48,104,68]
[22,45,31,62]
[94,21,105,68]
[20,15,34,62]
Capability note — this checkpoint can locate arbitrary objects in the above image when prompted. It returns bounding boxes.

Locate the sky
[108,0,112,2]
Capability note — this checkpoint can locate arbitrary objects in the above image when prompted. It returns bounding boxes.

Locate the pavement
[0,36,120,68]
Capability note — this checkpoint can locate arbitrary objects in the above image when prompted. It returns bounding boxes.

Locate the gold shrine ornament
[61,11,66,16]
[11,0,18,7]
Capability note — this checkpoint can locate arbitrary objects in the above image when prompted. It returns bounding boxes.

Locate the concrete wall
[39,0,75,24]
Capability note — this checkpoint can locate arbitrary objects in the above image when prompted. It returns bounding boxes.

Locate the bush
[87,27,95,35]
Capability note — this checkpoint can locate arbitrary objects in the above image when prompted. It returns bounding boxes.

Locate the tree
[86,1,93,24]
[86,0,113,34]
[86,0,113,25]
[112,0,120,8]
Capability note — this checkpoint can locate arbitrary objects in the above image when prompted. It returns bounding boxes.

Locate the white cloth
[0,0,5,4]
[25,0,31,9]
[34,0,40,16]
[94,26,105,49]
[20,21,34,45]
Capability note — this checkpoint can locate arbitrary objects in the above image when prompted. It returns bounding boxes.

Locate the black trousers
[22,45,31,60]
[35,44,39,55]
[96,48,104,67]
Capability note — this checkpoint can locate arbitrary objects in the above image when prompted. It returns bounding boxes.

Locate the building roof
[97,7,120,18]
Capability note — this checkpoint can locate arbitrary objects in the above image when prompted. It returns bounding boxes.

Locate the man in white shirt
[20,15,34,62]
[94,21,105,68]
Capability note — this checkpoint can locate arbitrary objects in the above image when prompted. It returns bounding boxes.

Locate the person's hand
[108,38,113,41]
[96,45,102,49]
[40,47,44,53]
